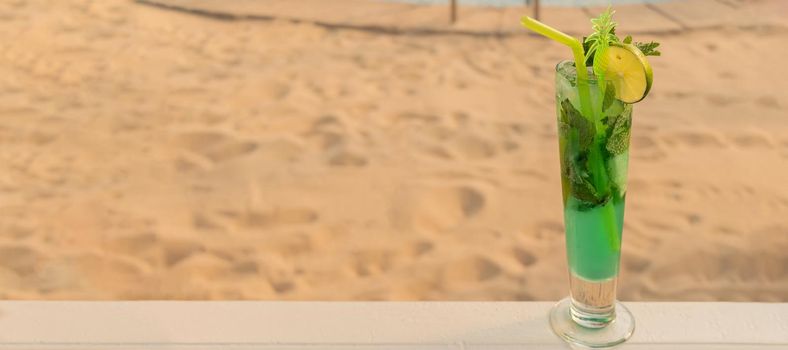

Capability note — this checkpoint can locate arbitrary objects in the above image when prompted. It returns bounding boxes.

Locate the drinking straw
[520,17,593,119]
[521,16,620,251]
[520,17,587,80]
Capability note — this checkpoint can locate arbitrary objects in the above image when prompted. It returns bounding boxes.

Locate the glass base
[549,297,635,348]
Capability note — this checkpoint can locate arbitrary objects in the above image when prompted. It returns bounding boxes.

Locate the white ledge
[0,302,785,349]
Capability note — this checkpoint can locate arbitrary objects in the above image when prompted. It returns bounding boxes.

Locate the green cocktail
[556,60,631,328]
[522,8,659,348]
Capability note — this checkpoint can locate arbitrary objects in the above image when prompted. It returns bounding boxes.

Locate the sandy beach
[0,0,786,301]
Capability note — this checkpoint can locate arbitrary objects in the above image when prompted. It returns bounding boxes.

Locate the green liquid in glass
[564,196,625,280]
[555,61,632,282]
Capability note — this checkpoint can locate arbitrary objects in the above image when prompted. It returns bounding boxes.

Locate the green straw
[521,16,621,252]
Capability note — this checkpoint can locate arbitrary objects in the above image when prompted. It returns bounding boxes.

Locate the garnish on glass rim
[583,8,658,103]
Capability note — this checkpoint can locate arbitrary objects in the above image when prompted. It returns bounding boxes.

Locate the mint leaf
[605,110,631,155]
[623,35,632,44]
[569,164,603,205]
[635,41,661,56]
[601,81,616,112]
[560,142,600,206]
[560,99,595,149]
[563,149,611,208]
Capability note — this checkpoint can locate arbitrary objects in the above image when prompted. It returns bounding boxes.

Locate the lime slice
[597,43,653,103]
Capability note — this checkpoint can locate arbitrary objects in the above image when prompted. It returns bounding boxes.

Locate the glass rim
[555,60,613,83]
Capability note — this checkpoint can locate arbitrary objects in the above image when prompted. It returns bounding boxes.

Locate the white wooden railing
[0,301,785,349]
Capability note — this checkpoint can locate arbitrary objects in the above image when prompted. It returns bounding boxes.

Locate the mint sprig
[635,41,661,56]
[583,11,662,65]
[584,8,619,68]
[558,99,611,207]
[624,35,661,56]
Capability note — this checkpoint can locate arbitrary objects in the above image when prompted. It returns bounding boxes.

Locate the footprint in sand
[270,233,314,256]
[705,93,739,107]
[258,80,291,100]
[538,123,557,141]
[780,139,788,158]
[107,232,205,268]
[352,249,395,277]
[395,111,440,126]
[507,122,530,136]
[0,245,40,275]
[455,133,496,160]
[728,132,774,149]
[714,224,738,234]
[192,212,225,232]
[718,71,737,80]
[452,112,470,127]
[457,187,485,217]
[441,256,502,284]
[199,37,244,66]
[501,140,520,153]
[220,207,319,229]
[327,149,368,167]
[270,280,296,294]
[232,259,259,275]
[512,247,537,267]
[649,230,787,293]
[174,131,257,164]
[658,181,687,202]
[640,218,680,232]
[27,131,57,146]
[1,0,25,10]
[755,95,780,110]
[168,252,233,280]
[621,253,652,273]
[696,183,724,198]
[174,153,214,173]
[391,185,485,232]
[4,223,35,240]
[37,253,145,295]
[255,138,304,163]
[662,130,725,148]
[108,232,159,255]
[162,239,205,267]
[417,144,453,160]
[685,213,703,225]
[304,115,346,149]
[532,220,564,239]
[513,169,549,182]
[752,226,788,280]
[664,91,692,99]
[303,116,367,167]
[409,240,434,257]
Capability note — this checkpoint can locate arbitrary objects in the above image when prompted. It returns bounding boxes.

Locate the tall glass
[549,61,635,347]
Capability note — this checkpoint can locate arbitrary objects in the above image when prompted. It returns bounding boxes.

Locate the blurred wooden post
[450,0,457,24]
[533,0,540,20]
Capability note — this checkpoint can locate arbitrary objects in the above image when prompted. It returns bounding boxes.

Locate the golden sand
[0,0,785,300]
